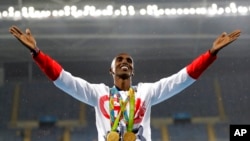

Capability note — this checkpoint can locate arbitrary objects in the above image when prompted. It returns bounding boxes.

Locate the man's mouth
[121,66,129,71]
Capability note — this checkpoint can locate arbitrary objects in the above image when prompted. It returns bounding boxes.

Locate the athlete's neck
[114,77,131,91]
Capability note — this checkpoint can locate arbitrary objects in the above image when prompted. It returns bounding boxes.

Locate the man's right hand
[9,26,39,54]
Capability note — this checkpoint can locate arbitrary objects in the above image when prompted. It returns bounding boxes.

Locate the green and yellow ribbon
[109,87,135,132]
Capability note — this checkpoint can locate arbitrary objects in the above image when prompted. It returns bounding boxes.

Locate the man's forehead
[114,53,132,60]
[111,53,134,67]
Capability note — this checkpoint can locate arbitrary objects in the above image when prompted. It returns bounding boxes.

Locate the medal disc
[106,131,119,141]
[123,132,136,141]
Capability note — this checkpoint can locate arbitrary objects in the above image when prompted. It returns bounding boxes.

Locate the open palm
[9,26,37,51]
[212,29,241,53]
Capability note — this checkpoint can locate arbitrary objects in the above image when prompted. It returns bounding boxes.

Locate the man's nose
[121,59,128,63]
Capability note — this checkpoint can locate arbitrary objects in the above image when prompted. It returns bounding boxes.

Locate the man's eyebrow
[116,56,123,59]
[127,57,133,61]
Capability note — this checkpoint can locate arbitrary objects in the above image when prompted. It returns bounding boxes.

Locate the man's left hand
[210,29,241,55]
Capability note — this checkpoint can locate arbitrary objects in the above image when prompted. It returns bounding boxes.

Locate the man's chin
[116,73,131,79]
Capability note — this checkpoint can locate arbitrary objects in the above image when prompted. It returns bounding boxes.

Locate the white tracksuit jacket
[33,50,216,141]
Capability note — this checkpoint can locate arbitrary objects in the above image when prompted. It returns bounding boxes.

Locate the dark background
[0,0,250,141]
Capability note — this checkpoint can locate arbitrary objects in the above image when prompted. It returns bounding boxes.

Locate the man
[9,26,241,141]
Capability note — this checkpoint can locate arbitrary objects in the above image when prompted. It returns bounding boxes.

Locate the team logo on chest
[99,94,146,124]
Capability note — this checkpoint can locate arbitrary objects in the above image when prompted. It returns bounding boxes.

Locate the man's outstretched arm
[9,26,103,106]
[151,29,241,105]
[9,26,62,80]
[187,29,241,79]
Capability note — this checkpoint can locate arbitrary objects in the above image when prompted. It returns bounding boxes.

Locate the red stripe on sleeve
[186,50,217,79]
[33,51,62,81]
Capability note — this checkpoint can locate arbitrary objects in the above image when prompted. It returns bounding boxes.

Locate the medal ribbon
[109,87,135,132]
[127,88,135,132]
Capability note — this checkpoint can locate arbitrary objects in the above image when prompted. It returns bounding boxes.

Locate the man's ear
[131,71,134,76]
[109,68,114,75]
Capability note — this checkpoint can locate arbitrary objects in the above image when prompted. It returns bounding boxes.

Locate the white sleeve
[150,68,196,105]
[53,69,108,106]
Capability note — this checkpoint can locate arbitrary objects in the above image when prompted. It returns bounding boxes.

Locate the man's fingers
[230,32,241,38]
[26,28,32,36]
[9,28,20,39]
[229,29,241,38]
[9,27,16,34]
[231,29,241,34]
[9,26,24,38]
[228,30,241,42]
[11,26,23,35]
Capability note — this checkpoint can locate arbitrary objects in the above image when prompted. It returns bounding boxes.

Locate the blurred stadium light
[0,2,249,20]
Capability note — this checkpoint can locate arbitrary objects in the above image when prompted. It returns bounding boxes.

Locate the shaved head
[111,53,134,70]
[110,53,134,78]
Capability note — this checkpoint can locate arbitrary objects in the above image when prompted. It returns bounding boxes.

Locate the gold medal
[123,132,136,141]
[106,131,120,141]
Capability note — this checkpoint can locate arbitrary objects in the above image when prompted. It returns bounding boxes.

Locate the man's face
[110,53,134,78]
